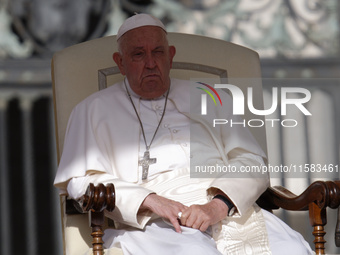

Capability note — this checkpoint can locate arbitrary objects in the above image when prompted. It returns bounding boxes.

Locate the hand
[180,199,229,232]
[139,194,188,233]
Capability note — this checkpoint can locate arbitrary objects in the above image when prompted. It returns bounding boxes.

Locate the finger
[181,206,190,213]
[180,209,190,226]
[199,221,210,232]
[183,212,198,228]
[170,217,182,233]
[177,212,183,226]
[191,217,202,229]
[177,205,189,223]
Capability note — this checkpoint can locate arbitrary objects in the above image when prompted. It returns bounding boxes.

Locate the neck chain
[124,78,170,180]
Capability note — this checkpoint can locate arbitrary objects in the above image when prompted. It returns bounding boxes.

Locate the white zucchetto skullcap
[117,13,166,41]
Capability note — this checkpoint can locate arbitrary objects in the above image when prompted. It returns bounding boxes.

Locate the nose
[145,52,156,69]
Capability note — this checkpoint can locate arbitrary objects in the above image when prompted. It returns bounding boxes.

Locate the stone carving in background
[146,0,339,58]
[0,1,32,59]
[0,0,339,59]
[6,0,110,57]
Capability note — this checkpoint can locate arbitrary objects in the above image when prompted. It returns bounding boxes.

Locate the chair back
[52,32,266,254]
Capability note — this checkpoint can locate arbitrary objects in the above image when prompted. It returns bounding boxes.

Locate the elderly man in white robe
[54,14,313,255]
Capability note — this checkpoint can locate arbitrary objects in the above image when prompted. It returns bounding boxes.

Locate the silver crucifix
[139,150,156,180]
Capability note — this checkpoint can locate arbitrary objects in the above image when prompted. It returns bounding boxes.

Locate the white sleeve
[66,173,155,229]
[208,149,270,217]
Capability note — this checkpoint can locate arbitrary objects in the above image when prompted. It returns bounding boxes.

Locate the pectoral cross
[139,150,156,180]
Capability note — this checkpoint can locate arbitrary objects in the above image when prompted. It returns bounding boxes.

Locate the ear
[113,52,126,75]
[168,46,176,68]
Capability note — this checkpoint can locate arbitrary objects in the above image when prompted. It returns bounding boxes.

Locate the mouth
[142,74,162,83]
[144,74,160,78]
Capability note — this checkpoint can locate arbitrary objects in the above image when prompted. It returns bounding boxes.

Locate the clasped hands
[139,193,229,233]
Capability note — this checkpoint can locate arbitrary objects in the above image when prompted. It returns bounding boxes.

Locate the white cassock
[54,79,313,255]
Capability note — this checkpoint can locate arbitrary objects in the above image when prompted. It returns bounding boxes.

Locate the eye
[154,49,164,55]
[131,51,145,60]
[134,52,143,56]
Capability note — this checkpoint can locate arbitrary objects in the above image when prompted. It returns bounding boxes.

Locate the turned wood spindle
[80,183,115,255]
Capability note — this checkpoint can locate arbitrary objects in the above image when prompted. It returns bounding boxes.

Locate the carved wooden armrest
[257,181,340,255]
[66,183,115,255]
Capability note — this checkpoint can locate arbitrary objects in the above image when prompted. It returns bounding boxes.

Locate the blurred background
[0,0,339,254]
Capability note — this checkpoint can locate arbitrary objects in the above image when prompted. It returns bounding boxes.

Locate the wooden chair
[52,33,340,255]
[257,181,340,254]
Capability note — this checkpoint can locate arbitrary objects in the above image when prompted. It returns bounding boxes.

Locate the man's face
[113,26,176,99]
